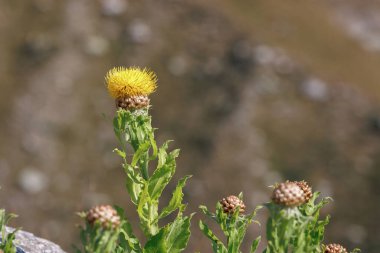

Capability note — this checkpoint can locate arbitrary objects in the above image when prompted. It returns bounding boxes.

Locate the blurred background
[0,0,380,252]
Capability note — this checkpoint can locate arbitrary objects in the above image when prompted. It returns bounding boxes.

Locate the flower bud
[324,243,348,253]
[293,180,313,202]
[115,95,150,110]
[86,205,121,229]
[220,195,246,214]
[272,182,306,207]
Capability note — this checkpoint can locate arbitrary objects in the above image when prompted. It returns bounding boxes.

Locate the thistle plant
[264,180,329,253]
[73,65,362,253]
[264,180,359,253]
[199,193,262,253]
[77,66,192,253]
[75,205,121,253]
[0,208,18,253]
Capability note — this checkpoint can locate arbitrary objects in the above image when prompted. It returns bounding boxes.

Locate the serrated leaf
[199,205,216,221]
[250,236,261,253]
[148,149,179,200]
[114,206,142,253]
[132,141,151,167]
[144,214,193,253]
[148,132,158,161]
[137,183,151,224]
[148,165,173,201]
[215,203,228,235]
[199,220,227,253]
[124,164,144,205]
[158,176,191,220]
[157,141,171,168]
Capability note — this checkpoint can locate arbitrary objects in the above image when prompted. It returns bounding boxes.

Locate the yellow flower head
[105,67,157,98]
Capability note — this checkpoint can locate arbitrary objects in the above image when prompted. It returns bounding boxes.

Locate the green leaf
[137,183,151,224]
[199,205,218,223]
[114,206,142,253]
[199,220,227,253]
[250,236,261,253]
[148,131,158,161]
[157,141,172,168]
[158,176,191,220]
[215,203,228,235]
[144,214,193,253]
[148,149,179,200]
[113,148,126,159]
[124,164,144,205]
[137,182,159,237]
[132,141,151,167]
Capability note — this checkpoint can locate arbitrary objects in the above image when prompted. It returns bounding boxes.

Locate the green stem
[140,153,150,180]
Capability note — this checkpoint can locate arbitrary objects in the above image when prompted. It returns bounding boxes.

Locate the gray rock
[5,227,66,253]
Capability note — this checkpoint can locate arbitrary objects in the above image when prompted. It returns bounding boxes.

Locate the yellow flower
[105,67,157,98]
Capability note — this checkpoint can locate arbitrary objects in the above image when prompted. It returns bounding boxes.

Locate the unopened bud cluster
[324,243,348,253]
[272,182,306,207]
[220,195,246,214]
[271,180,314,207]
[294,180,313,202]
[116,95,150,110]
[86,205,121,229]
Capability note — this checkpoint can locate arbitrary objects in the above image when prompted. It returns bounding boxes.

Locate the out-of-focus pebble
[84,35,109,56]
[18,168,49,194]
[168,55,188,76]
[301,78,329,102]
[101,0,128,17]
[128,20,152,44]
[254,45,276,65]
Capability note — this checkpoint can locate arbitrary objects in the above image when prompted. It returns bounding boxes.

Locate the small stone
[101,0,127,16]
[128,20,151,44]
[84,35,109,56]
[301,78,329,102]
[168,55,188,76]
[254,45,276,65]
[18,168,48,194]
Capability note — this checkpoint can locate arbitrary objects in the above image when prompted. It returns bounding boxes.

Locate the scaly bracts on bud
[220,195,246,214]
[116,95,150,110]
[86,205,120,229]
[324,243,348,253]
[272,181,306,207]
[293,180,313,202]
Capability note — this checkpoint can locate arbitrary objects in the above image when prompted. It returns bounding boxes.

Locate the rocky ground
[0,0,379,252]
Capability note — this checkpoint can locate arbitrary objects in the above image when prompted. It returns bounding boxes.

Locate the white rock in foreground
[5,227,66,253]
